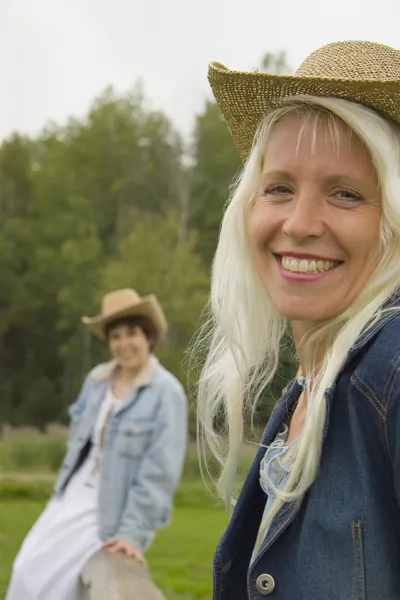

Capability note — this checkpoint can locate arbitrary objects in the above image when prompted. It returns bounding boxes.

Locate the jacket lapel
[88,379,108,418]
[114,387,143,416]
[219,380,299,565]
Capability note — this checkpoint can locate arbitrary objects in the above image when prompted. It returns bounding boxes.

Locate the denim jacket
[214,308,400,599]
[54,358,188,551]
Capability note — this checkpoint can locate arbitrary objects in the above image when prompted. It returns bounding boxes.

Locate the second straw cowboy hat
[82,288,168,342]
[208,40,400,161]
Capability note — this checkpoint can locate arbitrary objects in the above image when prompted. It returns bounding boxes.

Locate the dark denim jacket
[213,309,400,600]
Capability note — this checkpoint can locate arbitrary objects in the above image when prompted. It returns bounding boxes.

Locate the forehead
[262,113,373,177]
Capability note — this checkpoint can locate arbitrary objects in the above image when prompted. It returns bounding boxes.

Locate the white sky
[0,0,399,143]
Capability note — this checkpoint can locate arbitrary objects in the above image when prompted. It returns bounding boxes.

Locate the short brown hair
[104,315,158,350]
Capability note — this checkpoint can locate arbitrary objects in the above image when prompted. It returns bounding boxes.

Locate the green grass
[0,498,227,600]
[0,431,252,599]
[149,507,226,599]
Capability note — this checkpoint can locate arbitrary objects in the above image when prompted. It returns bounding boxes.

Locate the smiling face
[248,113,382,334]
[108,323,151,373]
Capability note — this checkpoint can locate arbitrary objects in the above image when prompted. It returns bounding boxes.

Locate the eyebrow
[260,170,294,181]
[320,174,372,189]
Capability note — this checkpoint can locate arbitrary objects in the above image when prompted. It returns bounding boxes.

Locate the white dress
[6,388,119,600]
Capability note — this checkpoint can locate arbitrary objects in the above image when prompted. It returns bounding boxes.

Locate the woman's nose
[282,192,325,240]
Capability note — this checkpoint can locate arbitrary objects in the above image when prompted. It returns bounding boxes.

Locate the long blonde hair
[196,95,400,523]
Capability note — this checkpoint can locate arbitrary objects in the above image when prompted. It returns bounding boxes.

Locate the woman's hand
[103,538,148,568]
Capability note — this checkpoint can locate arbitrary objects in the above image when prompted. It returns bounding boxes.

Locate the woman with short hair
[7,288,188,600]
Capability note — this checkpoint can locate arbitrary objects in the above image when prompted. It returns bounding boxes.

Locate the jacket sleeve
[115,382,188,550]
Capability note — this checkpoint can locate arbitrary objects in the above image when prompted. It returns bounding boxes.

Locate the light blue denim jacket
[53,357,188,551]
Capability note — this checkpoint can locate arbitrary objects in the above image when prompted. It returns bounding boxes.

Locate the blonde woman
[7,288,188,600]
[197,41,400,599]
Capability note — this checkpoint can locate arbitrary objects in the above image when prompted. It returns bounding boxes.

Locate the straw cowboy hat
[82,288,168,342]
[208,40,400,161]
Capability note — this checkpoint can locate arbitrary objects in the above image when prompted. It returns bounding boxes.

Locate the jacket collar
[333,290,400,377]
[91,355,158,388]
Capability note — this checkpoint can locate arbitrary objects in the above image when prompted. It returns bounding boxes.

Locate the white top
[80,386,120,488]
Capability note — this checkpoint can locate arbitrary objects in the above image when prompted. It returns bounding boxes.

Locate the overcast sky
[0,0,399,143]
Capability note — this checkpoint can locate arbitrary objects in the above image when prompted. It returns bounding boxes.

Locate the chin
[118,359,137,368]
[274,300,336,323]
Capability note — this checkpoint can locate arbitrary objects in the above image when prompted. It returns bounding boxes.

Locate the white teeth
[298,260,308,273]
[281,256,336,274]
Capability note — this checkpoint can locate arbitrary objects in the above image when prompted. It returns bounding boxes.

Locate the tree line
[0,53,295,430]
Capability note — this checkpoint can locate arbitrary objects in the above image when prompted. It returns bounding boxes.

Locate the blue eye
[263,185,292,196]
[339,190,357,200]
[334,188,362,204]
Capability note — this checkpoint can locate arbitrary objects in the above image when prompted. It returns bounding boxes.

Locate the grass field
[0,430,253,599]
[0,497,227,600]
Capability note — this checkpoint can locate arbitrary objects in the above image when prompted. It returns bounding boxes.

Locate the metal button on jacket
[256,573,275,595]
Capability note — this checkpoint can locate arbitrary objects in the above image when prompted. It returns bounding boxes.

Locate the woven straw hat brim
[81,295,168,343]
[208,64,400,161]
